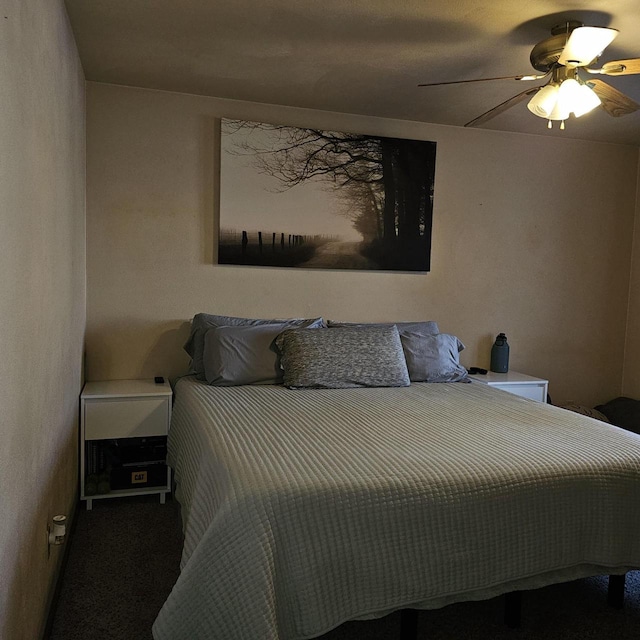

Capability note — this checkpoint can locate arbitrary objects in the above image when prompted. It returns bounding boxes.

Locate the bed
[152,374,640,640]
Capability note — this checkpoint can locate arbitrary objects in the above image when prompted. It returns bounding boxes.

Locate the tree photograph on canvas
[218,119,437,272]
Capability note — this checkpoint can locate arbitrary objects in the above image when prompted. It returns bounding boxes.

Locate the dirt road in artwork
[299,241,377,270]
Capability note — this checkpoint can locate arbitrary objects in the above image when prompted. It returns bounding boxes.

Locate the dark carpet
[48,496,183,640]
[48,496,640,639]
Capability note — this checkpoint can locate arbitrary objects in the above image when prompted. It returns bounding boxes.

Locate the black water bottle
[490,333,509,373]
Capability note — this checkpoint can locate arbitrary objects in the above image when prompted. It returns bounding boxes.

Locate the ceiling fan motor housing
[530,34,571,71]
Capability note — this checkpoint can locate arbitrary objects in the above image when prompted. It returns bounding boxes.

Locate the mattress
[152,376,640,640]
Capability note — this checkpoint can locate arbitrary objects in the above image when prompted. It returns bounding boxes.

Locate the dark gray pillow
[328,321,440,379]
[184,313,324,380]
[203,323,294,386]
[276,325,410,389]
[400,332,468,383]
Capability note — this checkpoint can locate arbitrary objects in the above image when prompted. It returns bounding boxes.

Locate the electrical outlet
[46,515,67,559]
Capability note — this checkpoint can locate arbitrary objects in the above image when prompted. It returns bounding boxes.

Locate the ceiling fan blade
[465,87,541,128]
[596,58,640,76]
[588,79,640,116]
[418,73,546,88]
[558,26,618,67]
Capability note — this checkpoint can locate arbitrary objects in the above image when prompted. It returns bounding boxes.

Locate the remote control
[468,367,487,375]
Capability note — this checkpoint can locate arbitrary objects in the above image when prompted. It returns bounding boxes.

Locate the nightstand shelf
[469,370,548,403]
[80,379,172,509]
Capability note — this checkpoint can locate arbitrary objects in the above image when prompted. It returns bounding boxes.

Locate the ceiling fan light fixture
[556,77,583,116]
[555,78,601,118]
[431,22,640,131]
[547,98,571,122]
[527,84,560,117]
[527,78,601,126]
[571,83,602,117]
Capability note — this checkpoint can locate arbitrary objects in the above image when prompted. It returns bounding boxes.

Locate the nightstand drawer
[84,396,169,440]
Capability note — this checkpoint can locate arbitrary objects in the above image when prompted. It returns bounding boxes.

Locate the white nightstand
[80,379,172,509]
[469,370,549,403]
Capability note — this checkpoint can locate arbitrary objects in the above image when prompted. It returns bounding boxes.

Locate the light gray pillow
[276,325,410,389]
[184,313,325,380]
[203,323,295,386]
[400,332,469,383]
[327,320,440,335]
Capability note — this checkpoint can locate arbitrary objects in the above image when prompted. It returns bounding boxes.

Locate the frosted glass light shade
[547,100,571,122]
[572,84,601,117]
[556,78,601,118]
[555,78,582,118]
[527,84,560,117]
[558,78,582,103]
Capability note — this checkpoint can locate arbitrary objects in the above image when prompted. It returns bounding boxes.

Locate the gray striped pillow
[276,325,410,389]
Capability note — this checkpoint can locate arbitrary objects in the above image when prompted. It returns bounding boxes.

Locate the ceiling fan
[419,21,640,130]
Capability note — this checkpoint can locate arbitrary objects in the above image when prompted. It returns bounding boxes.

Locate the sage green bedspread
[153,377,640,639]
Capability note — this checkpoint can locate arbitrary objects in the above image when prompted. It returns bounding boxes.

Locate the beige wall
[0,1,85,638]
[623,150,640,397]
[86,81,638,407]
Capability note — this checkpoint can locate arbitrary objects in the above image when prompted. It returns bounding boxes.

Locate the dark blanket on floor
[595,397,640,434]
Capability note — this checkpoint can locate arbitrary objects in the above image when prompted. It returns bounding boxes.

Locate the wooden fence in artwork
[220,229,338,254]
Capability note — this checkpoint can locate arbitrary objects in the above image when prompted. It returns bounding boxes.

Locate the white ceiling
[64,0,640,146]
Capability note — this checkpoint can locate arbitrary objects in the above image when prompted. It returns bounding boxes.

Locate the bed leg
[400,609,418,640]
[504,591,522,628]
[608,574,625,609]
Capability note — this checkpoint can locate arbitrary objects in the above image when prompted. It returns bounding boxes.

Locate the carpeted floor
[48,496,183,640]
[48,495,640,639]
